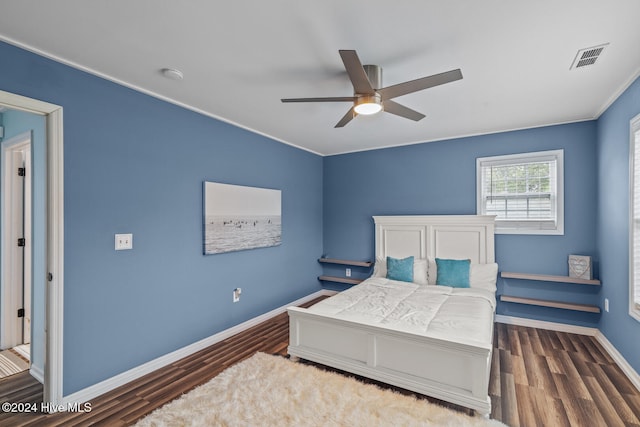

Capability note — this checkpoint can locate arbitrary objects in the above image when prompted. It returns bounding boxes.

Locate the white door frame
[0,90,64,405]
[0,131,31,350]
[23,140,32,346]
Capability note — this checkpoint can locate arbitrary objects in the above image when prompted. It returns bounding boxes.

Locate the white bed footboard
[287,306,493,415]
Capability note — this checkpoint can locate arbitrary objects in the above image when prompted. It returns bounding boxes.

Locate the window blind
[477,150,562,234]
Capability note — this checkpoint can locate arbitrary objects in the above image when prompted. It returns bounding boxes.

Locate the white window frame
[476,150,564,235]
[629,113,640,322]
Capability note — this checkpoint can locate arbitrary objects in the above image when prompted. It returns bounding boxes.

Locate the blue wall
[0,110,46,377]
[597,75,640,373]
[2,35,638,395]
[0,40,323,395]
[323,122,600,326]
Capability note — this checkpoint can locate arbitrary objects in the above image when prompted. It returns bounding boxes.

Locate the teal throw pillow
[435,258,471,288]
[386,256,414,282]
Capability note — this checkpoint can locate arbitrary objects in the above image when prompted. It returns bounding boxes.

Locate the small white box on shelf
[568,255,592,280]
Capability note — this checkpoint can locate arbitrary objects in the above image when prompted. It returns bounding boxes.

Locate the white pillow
[469,263,499,292]
[427,257,438,286]
[413,258,428,286]
[372,256,429,286]
[372,257,386,278]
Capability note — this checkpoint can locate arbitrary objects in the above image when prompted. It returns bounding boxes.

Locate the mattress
[309,277,496,347]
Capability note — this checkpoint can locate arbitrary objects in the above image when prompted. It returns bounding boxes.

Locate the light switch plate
[115,233,133,250]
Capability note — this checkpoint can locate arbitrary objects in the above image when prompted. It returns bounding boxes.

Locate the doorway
[1,131,32,360]
[0,89,64,406]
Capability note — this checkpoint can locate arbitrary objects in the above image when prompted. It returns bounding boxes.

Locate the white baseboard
[594,331,640,392]
[30,364,44,384]
[495,315,640,392]
[62,289,336,405]
[12,344,30,360]
[495,314,598,336]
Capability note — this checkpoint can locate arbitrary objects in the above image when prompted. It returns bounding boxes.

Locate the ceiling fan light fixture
[354,94,382,115]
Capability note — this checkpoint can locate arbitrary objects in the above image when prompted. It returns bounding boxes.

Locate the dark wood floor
[1,297,639,426]
[492,322,640,426]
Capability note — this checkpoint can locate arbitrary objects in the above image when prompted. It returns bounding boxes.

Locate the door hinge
[18,167,25,177]
[17,308,24,318]
[17,238,26,247]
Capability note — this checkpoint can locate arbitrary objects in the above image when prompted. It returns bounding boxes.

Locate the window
[629,114,640,321]
[477,150,564,235]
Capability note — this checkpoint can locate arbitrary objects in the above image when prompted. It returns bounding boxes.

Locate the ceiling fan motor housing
[363,64,382,90]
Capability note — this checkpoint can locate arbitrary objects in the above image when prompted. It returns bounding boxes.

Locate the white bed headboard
[373,215,495,263]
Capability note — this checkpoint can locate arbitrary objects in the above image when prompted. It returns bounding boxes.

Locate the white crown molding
[0,35,616,158]
[0,35,324,157]
[595,65,640,118]
[62,289,336,405]
[326,118,595,157]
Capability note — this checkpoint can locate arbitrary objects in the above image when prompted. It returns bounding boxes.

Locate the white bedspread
[309,277,496,347]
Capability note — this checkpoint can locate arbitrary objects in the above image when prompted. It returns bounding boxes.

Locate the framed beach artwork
[203,181,282,255]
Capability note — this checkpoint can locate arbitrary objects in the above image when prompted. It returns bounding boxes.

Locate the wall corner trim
[61,289,337,405]
[495,315,640,393]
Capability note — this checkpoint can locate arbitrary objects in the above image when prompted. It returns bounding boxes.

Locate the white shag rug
[135,352,507,427]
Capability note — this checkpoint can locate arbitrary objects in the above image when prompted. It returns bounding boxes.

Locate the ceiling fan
[281,50,463,128]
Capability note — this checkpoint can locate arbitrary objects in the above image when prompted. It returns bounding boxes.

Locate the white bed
[287,215,497,416]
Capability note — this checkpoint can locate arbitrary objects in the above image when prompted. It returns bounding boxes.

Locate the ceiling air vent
[570,43,608,70]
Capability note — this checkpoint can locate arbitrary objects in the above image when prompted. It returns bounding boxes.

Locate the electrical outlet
[346,268,351,277]
[233,287,242,303]
[115,233,133,250]
[604,298,609,312]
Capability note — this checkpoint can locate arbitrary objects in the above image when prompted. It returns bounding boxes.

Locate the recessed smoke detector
[161,68,184,80]
[570,43,608,70]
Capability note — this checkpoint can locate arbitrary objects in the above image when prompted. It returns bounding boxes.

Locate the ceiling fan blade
[335,107,355,128]
[383,100,426,121]
[378,69,463,100]
[339,50,375,95]
[281,96,356,103]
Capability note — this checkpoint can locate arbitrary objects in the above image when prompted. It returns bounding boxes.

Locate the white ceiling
[1,1,639,156]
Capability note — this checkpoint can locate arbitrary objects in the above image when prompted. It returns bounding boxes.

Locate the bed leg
[289,355,300,362]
